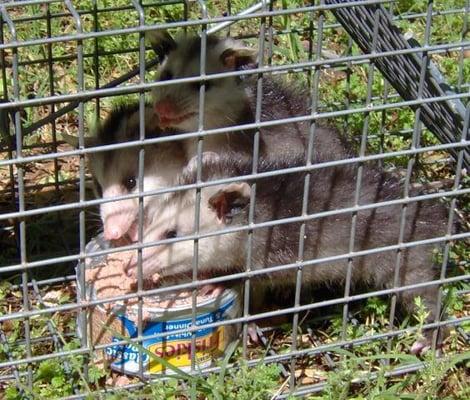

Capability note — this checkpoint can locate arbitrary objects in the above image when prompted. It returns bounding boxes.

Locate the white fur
[89,142,186,240]
[151,36,252,135]
[131,186,246,278]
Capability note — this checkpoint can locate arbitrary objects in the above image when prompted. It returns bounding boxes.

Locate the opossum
[148,31,351,162]
[127,155,451,351]
[64,100,257,242]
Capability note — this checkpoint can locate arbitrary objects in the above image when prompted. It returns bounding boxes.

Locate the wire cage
[0,0,469,398]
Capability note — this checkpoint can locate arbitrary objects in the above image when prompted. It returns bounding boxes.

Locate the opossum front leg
[404,288,446,356]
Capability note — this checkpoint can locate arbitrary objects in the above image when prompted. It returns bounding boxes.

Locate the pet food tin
[76,235,241,376]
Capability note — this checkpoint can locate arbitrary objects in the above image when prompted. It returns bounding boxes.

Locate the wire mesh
[0,0,468,398]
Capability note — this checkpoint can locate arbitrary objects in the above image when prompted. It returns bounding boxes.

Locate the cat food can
[76,235,241,376]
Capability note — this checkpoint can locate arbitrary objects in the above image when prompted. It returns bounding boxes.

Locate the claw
[199,284,225,297]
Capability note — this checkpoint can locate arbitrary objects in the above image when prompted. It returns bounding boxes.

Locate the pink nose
[154,99,176,118]
[104,226,124,241]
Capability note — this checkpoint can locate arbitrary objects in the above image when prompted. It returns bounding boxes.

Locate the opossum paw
[106,374,133,387]
[410,339,431,355]
[410,338,443,357]
[247,323,260,345]
[124,264,136,278]
[410,339,443,358]
[199,284,225,297]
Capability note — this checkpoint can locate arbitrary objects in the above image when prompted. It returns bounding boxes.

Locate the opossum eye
[164,229,178,239]
[124,176,137,191]
[159,70,173,81]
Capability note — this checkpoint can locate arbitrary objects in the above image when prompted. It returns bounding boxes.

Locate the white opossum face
[127,182,251,279]
[89,143,185,242]
[149,32,257,132]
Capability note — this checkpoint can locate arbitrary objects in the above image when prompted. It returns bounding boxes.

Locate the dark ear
[184,152,220,177]
[220,45,258,70]
[146,30,177,61]
[122,105,161,139]
[208,183,251,223]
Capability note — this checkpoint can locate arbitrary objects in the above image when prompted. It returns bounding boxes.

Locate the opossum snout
[154,97,178,118]
[103,210,136,241]
[104,222,130,241]
[155,97,196,129]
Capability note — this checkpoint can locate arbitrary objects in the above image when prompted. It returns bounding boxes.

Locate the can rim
[77,236,240,316]
[134,287,238,313]
[91,287,239,318]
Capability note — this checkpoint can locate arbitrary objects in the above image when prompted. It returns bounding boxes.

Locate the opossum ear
[124,105,161,139]
[184,152,220,177]
[220,46,258,70]
[208,183,251,223]
[61,132,98,148]
[146,30,177,61]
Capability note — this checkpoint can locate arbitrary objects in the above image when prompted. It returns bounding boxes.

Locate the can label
[106,297,236,375]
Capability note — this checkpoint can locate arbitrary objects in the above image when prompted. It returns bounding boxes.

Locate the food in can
[77,235,241,376]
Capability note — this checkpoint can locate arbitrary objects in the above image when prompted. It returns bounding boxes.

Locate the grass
[1,277,468,399]
[1,279,468,399]
[0,0,469,399]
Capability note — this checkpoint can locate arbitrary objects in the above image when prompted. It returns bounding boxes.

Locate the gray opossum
[128,155,451,352]
[63,100,254,242]
[63,100,257,242]
[148,31,351,162]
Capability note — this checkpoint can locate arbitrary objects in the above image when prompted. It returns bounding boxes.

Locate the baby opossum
[62,100,254,242]
[148,31,351,162]
[128,155,452,351]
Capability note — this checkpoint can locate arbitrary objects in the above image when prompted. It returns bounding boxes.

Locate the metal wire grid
[0,0,468,398]
[1,277,469,397]
[326,0,470,169]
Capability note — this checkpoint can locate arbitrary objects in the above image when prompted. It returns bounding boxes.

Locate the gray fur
[135,155,451,346]
[84,103,189,241]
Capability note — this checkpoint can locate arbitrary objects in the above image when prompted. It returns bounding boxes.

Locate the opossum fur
[134,154,452,348]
